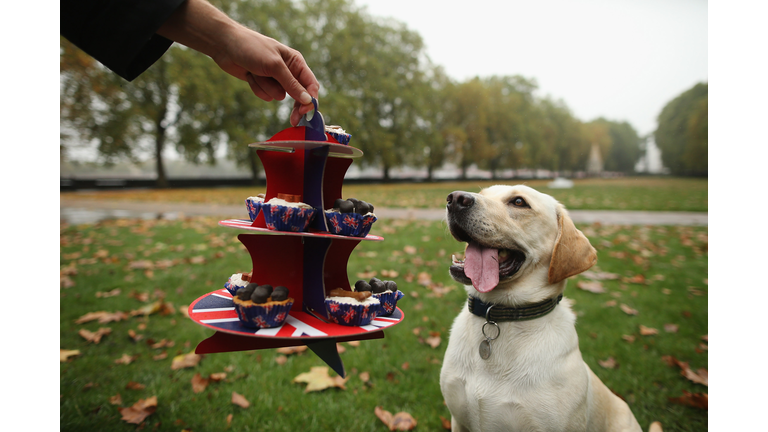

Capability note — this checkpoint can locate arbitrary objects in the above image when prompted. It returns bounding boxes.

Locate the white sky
[355,0,708,137]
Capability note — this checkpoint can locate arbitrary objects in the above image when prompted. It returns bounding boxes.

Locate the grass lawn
[62,176,708,212]
[60,215,707,431]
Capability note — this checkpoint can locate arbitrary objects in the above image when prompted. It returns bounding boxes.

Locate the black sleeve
[61,0,188,81]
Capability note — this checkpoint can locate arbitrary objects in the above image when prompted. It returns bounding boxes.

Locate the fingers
[246,72,285,102]
[290,99,317,126]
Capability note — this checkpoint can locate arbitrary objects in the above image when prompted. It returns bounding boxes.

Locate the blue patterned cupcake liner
[373,290,404,316]
[245,198,264,222]
[325,297,380,326]
[233,297,294,328]
[325,211,377,237]
[327,130,351,145]
[262,203,317,232]
[224,274,251,296]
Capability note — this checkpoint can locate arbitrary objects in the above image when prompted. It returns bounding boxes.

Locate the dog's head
[446,185,596,305]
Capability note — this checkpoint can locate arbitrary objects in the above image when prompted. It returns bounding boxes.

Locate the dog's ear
[548,206,597,284]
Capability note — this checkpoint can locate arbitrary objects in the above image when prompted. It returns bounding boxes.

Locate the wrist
[158,0,240,59]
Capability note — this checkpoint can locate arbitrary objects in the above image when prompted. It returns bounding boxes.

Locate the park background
[9,0,762,429]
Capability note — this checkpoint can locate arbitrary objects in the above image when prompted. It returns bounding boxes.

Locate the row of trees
[654,83,708,176]
[61,0,651,186]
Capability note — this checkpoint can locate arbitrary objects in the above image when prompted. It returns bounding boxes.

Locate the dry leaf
[663,323,679,333]
[79,328,112,344]
[232,392,250,408]
[128,329,143,342]
[114,354,138,365]
[60,349,80,362]
[153,352,168,361]
[440,416,452,430]
[96,288,121,298]
[401,362,410,371]
[639,325,658,336]
[624,274,646,284]
[346,341,361,347]
[357,270,377,279]
[191,373,209,393]
[604,300,617,307]
[274,355,288,365]
[662,355,708,386]
[275,346,308,355]
[119,396,157,424]
[336,343,346,354]
[125,381,145,390]
[649,421,663,432]
[425,333,441,349]
[581,270,620,280]
[109,394,122,405]
[375,406,418,431]
[75,311,127,324]
[359,371,370,383]
[598,357,618,369]
[226,413,233,427]
[210,372,227,382]
[375,406,394,428]
[292,366,348,393]
[669,391,707,409]
[619,304,638,316]
[403,245,417,255]
[622,335,636,343]
[417,272,432,287]
[576,280,606,293]
[171,352,202,370]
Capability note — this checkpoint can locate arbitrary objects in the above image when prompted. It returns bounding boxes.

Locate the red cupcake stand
[187,100,403,377]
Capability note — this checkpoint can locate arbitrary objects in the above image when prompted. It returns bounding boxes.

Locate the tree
[592,118,643,173]
[654,82,708,175]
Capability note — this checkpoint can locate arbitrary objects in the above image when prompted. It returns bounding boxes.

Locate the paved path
[60,198,708,226]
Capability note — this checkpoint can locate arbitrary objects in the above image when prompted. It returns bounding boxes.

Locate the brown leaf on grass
[346,340,361,347]
[114,354,138,365]
[669,391,707,409]
[663,323,679,333]
[401,362,410,371]
[375,406,418,431]
[649,421,663,432]
[403,245,417,255]
[226,413,233,427]
[60,349,80,362]
[95,288,121,298]
[109,394,122,405]
[581,270,620,281]
[129,291,150,302]
[149,339,175,349]
[153,351,168,361]
[622,335,636,343]
[639,325,658,336]
[701,334,708,342]
[125,381,145,390]
[623,274,646,284]
[662,356,708,386]
[336,343,347,354]
[425,332,441,349]
[79,327,112,344]
[128,329,143,342]
[359,371,370,383]
[619,304,638,316]
[598,357,618,369]
[604,300,617,307]
[231,392,250,408]
[210,372,227,382]
[380,269,399,278]
[577,280,606,293]
[275,355,288,365]
[61,274,76,288]
[191,373,209,393]
[119,396,157,424]
[171,352,202,370]
[440,416,452,430]
[292,366,348,393]
[75,311,128,324]
[417,272,432,287]
[275,346,308,355]
[357,271,378,279]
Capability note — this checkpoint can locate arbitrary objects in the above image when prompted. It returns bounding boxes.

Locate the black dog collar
[468,294,563,322]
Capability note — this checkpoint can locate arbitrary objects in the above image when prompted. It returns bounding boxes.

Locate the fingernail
[299,92,312,105]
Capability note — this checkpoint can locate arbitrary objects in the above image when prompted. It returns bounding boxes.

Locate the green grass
[62,176,708,212]
[60,217,707,431]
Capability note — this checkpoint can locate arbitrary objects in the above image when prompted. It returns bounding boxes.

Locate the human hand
[158,0,320,126]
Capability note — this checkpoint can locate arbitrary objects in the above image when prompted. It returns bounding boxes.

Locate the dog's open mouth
[450,242,526,292]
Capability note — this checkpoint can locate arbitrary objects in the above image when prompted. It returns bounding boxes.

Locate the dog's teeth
[499,250,509,258]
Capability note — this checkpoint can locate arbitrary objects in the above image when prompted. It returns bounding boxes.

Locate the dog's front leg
[451,416,471,432]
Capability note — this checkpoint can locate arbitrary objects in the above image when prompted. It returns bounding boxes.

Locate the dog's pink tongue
[464,242,499,293]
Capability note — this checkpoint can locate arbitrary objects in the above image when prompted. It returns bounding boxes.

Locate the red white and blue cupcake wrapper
[373,290,404,316]
[234,299,294,328]
[262,204,317,232]
[325,298,380,326]
[325,212,377,237]
[245,198,264,222]
[327,131,351,145]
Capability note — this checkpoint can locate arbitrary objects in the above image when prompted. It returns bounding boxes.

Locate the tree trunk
[155,120,169,189]
[427,164,434,181]
[382,164,391,182]
[248,147,261,185]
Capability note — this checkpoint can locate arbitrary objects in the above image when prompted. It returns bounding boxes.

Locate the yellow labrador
[440,185,641,432]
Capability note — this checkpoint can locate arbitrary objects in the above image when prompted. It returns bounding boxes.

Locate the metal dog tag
[479,340,492,359]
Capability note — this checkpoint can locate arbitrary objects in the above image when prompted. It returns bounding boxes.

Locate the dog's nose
[446,191,475,212]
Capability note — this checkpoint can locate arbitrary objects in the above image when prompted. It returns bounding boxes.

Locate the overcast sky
[355,0,707,137]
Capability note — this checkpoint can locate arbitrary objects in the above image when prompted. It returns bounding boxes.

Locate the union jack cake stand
[187,99,404,378]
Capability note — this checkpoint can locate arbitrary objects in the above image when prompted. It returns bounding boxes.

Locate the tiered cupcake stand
[187,101,403,378]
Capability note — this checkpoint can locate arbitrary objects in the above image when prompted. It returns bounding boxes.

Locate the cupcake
[262,198,318,232]
[325,288,380,326]
[355,278,403,316]
[224,272,252,296]
[232,283,293,328]
[325,125,351,145]
[245,195,265,222]
[325,198,377,237]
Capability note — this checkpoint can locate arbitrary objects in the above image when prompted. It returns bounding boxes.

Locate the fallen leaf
[153,351,168,361]
[440,416,452,430]
[191,373,209,393]
[125,381,145,390]
[359,371,370,383]
[226,413,233,427]
[581,271,620,281]
[75,311,128,324]
[231,392,250,408]
[118,396,157,424]
[79,327,112,344]
[346,341,361,347]
[576,280,607,293]
[624,274,646,284]
[109,394,122,405]
[128,329,143,342]
[171,352,202,370]
[425,332,441,349]
[95,288,121,298]
[275,346,308,355]
[149,339,175,349]
[375,406,393,428]
[604,300,617,307]
[401,362,410,371]
[669,391,707,409]
[619,304,638,316]
[417,272,432,287]
[293,366,348,393]
[375,406,418,431]
[662,356,708,386]
[60,349,80,362]
[663,323,679,333]
[701,334,708,342]
[357,270,378,279]
[403,245,417,255]
[598,357,618,369]
[639,325,658,336]
[622,335,636,343]
[336,343,347,354]
[649,421,663,432]
[210,372,227,382]
[275,355,288,365]
[114,354,138,365]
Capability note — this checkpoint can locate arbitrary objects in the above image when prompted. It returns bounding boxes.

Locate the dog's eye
[510,197,529,208]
